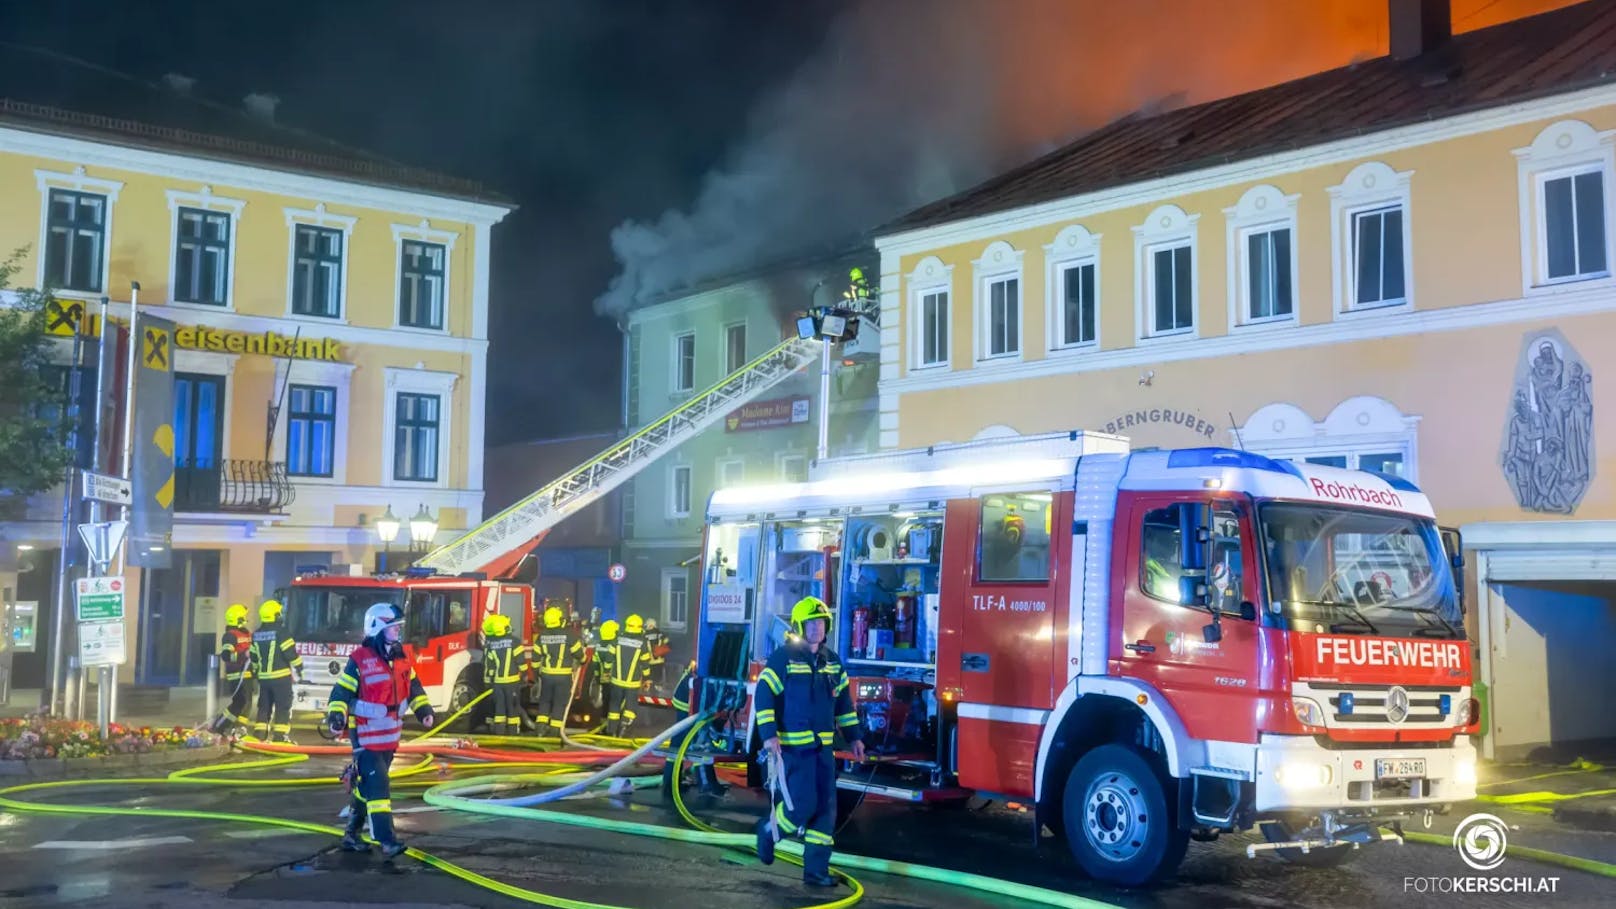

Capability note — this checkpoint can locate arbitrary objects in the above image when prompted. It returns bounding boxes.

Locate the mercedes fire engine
[676,431,1477,886]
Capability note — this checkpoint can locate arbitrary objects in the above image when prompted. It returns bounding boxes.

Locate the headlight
[1456,698,1479,727]
[1453,758,1477,786]
[1292,697,1327,728]
[1275,761,1333,789]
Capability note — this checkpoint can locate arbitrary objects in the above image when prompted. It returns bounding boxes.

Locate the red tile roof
[883,0,1616,236]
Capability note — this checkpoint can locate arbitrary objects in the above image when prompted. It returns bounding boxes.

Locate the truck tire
[1062,744,1189,887]
[1258,820,1359,868]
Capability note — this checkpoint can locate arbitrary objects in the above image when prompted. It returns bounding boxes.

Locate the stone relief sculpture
[1500,330,1594,514]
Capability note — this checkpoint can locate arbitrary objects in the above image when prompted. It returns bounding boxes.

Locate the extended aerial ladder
[416,335,824,579]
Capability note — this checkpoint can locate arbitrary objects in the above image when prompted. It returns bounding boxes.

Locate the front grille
[1297,681,1463,728]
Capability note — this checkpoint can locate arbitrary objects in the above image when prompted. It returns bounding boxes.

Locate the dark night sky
[5,1,1573,447]
[0,0,849,444]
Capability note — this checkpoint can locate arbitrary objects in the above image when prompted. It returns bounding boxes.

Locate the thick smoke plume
[596,0,1573,318]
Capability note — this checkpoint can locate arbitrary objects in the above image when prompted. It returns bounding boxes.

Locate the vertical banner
[131,315,175,569]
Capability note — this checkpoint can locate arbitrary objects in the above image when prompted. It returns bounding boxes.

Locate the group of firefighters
[210,595,861,887]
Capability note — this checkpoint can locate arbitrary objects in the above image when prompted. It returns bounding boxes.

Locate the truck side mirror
[1440,526,1464,569]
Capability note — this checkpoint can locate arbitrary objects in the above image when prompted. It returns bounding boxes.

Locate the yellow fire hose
[11,689,1610,906]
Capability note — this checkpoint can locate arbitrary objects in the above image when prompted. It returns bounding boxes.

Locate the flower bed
[1,715,218,760]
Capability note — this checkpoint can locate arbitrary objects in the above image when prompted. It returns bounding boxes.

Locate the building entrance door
[138,551,221,685]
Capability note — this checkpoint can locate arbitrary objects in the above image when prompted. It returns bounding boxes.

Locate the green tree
[0,248,73,508]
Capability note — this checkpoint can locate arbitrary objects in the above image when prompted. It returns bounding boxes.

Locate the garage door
[1482,550,1616,582]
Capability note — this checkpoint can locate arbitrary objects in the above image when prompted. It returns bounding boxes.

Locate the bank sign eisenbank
[174,325,343,362]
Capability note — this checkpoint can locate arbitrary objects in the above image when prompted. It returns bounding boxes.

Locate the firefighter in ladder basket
[754,596,866,888]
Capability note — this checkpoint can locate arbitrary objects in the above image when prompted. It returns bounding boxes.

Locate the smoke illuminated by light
[595,0,1575,319]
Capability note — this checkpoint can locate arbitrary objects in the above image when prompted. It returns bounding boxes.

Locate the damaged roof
[883,0,1616,237]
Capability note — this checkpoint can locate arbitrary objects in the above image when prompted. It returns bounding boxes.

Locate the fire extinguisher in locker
[852,603,870,656]
[894,591,916,649]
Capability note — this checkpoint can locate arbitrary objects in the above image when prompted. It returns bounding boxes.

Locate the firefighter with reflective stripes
[482,612,527,736]
[325,603,435,858]
[250,600,304,742]
[754,597,865,889]
[532,606,583,736]
[211,603,255,736]
[671,659,697,714]
[596,615,650,737]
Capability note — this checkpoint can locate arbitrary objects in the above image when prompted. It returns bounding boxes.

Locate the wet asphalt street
[0,754,1610,909]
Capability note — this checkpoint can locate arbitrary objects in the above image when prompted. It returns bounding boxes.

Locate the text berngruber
[1309,477,1403,508]
[1315,636,1464,668]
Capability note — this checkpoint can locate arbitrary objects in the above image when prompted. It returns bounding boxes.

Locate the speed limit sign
[608,563,627,583]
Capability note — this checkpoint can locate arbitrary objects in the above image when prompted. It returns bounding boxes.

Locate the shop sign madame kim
[1500,328,1594,514]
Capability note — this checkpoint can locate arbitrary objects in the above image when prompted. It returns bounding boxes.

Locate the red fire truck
[677,431,1477,886]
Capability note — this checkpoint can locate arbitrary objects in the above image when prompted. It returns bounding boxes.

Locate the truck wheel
[1062,744,1189,887]
[447,672,486,732]
[1259,820,1359,867]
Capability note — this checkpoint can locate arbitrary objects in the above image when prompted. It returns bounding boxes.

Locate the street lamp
[409,504,438,552]
[375,505,400,573]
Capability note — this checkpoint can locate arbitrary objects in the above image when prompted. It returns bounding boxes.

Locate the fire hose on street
[6,692,1616,907]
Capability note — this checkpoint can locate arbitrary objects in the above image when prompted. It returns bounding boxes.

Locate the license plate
[1375,758,1427,779]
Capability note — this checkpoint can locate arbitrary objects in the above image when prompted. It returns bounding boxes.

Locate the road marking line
[224,828,307,840]
[34,836,193,850]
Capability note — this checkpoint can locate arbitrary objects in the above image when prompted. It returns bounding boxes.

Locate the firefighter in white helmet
[325,602,436,858]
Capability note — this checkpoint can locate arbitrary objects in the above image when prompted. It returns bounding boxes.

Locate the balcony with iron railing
[174,459,296,515]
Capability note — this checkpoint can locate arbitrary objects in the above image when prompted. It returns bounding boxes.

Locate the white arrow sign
[81,471,132,506]
[77,520,129,569]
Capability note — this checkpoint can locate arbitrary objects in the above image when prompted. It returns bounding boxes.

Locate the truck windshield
[1259,503,1460,638]
[287,586,405,643]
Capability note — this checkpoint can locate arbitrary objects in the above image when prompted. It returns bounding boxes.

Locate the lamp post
[375,505,400,573]
[409,504,438,554]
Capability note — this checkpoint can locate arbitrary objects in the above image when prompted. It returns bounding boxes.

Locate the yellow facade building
[0,99,511,692]
[874,2,1616,759]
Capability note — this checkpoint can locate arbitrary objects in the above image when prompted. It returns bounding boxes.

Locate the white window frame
[1133,204,1200,341]
[283,204,357,323]
[1514,119,1616,296]
[270,359,355,486]
[971,241,1025,363]
[716,457,745,488]
[671,331,696,394]
[1235,397,1421,483]
[1224,184,1300,330]
[661,567,690,631]
[171,348,238,468]
[668,462,693,518]
[1328,161,1413,316]
[907,255,954,372]
[777,451,808,482]
[34,167,123,299]
[723,321,747,375]
[391,220,459,334]
[381,366,457,489]
[165,187,245,312]
[1045,224,1101,353]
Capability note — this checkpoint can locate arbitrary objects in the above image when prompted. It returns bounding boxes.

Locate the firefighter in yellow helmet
[250,599,304,742]
[481,612,527,736]
[754,596,865,888]
[533,605,584,736]
[596,616,649,736]
[210,604,254,736]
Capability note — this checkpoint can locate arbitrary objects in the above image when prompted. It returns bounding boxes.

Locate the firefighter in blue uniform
[532,605,584,736]
[250,599,304,742]
[753,597,866,888]
[325,603,436,858]
[482,613,527,736]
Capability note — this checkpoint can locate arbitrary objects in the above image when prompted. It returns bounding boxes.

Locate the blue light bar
[1365,470,1423,493]
[1166,447,1296,475]
[1339,692,1354,715]
[1439,694,1452,716]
